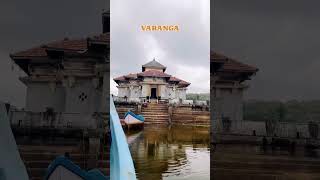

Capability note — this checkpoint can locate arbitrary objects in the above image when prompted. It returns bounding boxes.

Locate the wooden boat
[123,111,144,130]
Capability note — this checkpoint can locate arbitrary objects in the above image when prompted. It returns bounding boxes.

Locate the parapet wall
[115,104,210,125]
[171,106,210,126]
[212,119,320,139]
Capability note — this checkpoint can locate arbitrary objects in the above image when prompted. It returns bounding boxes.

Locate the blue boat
[43,96,137,180]
[110,95,137,180]
[44,156,108,180]
[123,111,144,130]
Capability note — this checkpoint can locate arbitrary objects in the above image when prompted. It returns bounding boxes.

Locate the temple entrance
[151,88,157,99]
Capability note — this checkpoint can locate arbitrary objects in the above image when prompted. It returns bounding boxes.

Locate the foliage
[186,93,210,101]
[244,100,320,123]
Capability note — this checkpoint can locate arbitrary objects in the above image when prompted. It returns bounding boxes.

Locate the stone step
[142,106,168,109]
[142,109,168,111]
[141,108,168,111]
[142,110,168,112]
[25,160,85,169]
[145,121,169,124]
[142,113,169,116]
[144,117,169,121]
[144,119,168,121]
[97,160,110,167]
[143,104,168,106]
[19,145,82,153]
[144,103,168,107]
[20,152,86,161]
[143,105,167,107]
[143,116,169,119]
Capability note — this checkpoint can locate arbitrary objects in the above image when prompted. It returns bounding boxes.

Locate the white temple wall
[144,68,163,72]
[213,88,243,123]
[65,79,100,114]
[159,85,166,98]
[117,87,128,97]
[177,89,187,100]
[143,77,166,84]
[25,82,65,112]
[128,86,141,102]
[141,84,150,97]
[167,87,174,99]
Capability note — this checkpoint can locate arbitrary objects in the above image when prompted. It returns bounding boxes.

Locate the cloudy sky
[3,0,320,107]
[110,0,210,95]
[0,0,107,107]
[213,0,320,101]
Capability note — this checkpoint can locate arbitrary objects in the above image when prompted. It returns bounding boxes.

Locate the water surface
[126,125,210,180]
[212,143,320,180]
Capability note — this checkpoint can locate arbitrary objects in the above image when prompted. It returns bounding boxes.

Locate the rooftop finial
[153,57,156,61]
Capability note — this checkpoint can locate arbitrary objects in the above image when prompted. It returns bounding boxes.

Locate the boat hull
[124,114,144,125]
[123,111,144,130]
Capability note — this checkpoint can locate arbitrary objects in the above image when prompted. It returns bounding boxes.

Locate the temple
[10,34,109,128]
[7,12,111,179]
[113,59,190,104]
[211,51,258,133]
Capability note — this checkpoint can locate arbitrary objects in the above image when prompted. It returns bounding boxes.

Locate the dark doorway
[151,88,157,99]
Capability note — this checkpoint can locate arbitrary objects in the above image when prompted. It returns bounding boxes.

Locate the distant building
[113,59,190,104]
[211,52,258,132]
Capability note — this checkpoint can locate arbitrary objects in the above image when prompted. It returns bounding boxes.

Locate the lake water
[126,125,210,180]
[212,143,320,180]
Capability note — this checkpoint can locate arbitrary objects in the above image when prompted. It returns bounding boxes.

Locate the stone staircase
[97,135,110,176]
[141,102,169,124]
[18,145,86,180]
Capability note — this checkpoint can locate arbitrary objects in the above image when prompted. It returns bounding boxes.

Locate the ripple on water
[127,125,210,180]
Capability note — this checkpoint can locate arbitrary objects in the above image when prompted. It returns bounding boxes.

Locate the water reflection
[126,125,210,180]
[211,143,320,180]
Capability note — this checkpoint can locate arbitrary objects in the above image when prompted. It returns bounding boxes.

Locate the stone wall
[171,106,210,126]
[212,119,320,139]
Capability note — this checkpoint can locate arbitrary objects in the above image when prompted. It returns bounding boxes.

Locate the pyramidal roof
[142,59,166,70]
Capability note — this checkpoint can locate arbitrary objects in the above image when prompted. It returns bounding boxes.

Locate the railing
[10,110,105,129]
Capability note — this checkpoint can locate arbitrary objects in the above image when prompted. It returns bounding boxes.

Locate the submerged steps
[141,102,169,124]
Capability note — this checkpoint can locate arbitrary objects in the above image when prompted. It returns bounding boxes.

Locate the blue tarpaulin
[110,95,137,180]
[124,111,145,122]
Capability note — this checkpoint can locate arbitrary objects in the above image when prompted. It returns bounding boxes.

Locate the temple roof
[10,33,109,75]
[211,51,258,73]
[137,70,171,78]
[178,80,191,87]
[168,76,181,82]
[210,52,228,63]
[142,59,166,72]
[114,70,190,87]
[10,33,109,58]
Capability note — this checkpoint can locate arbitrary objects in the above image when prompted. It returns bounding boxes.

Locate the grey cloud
[213,0,320,100]
[111,0,210,94]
